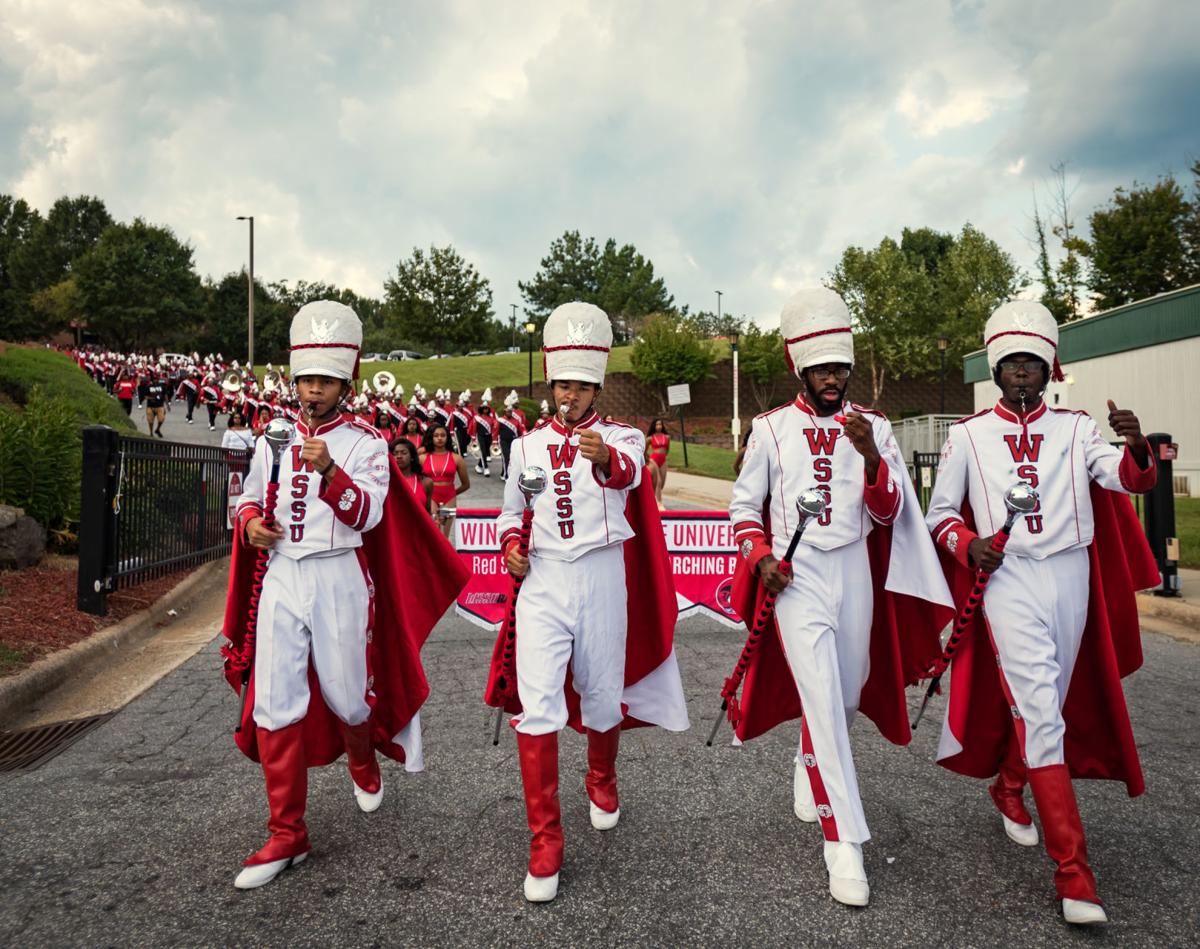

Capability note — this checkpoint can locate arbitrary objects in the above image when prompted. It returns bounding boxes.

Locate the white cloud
[0,0,1196,337]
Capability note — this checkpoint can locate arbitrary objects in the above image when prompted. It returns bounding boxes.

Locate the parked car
[387,350,425,361]
[494,347,522,354]
[466,350,490,357]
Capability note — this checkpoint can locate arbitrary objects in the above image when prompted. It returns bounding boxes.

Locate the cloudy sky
[2,0,1198,325]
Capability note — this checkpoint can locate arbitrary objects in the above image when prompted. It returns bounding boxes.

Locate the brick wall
[452,359,973,446]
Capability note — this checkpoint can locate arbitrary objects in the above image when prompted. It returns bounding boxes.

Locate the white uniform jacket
[729,395,904,571]
[926,401,1157,566]
[498,409,644,562]
[236,414,390,560]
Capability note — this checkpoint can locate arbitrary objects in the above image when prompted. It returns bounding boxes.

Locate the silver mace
[706,488,829,746]
[491,465,550,744]
[235,417,296,731]
[911,482,1040,730]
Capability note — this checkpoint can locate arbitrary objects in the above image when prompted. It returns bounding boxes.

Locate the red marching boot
[585,725,621,830]
[235,722,311,889]
[1028,763,1108,925]
[517,730,563,902]
[339,720,383,813]
[990,732,1038,846]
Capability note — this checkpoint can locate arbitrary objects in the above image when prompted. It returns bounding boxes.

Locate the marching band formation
[72,289,1159,927]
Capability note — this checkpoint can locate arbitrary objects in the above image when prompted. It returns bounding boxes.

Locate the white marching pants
[982,547,1090,770]
[774,539,873,844]
[253,548,372,731]
[514,544,628,735]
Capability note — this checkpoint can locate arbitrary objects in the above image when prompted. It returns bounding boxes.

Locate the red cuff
[318,465,371,530]
[1118,441,1157,493]
[932,516,976,568]
[500,528,521,556]
[593,445,636,490]
[739,535,777,571]
[236,503,263,534]
[863,465,901,525]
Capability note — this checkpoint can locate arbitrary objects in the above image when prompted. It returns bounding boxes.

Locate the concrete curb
[0,557,230,728]
[1137,591,1200,629]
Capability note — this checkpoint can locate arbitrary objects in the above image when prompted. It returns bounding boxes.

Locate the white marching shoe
[1002,814,1039,846]
[523,871,559,902]
[352,778,384,813]
[1063,898,1108,925]
[793,757,818,823]
[824,841,870,907]
[233,852,308,890]
[589,801,620,831]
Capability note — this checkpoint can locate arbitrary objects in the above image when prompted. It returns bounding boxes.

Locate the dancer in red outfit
[421,422,470,540]
[925,301,1158,926]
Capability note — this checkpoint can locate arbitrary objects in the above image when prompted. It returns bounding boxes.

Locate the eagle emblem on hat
[566,319,595,345]
[311,317,341,344]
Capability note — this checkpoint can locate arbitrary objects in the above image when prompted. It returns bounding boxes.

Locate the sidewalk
[662,470,732,509]
[1136,566,1200,630]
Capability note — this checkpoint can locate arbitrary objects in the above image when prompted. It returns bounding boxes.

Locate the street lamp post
[525,321,537,397]
[719,291,741,450]
[937,335,950,413]
[236,216,255,369]
[511,304,518,350]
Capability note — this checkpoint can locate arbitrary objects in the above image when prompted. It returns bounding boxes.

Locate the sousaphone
[373,369,397,396]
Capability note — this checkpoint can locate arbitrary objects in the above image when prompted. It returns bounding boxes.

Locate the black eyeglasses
[999,360,1043,374]
[808,366,850,381]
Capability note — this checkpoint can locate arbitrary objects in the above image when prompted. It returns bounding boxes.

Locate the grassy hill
[0,346,137,432]
[254,340,731,396]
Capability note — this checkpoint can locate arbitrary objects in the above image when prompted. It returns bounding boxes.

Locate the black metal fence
[76,426,252,615]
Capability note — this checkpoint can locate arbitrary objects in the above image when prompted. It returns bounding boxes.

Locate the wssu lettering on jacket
[497,409,644,562]
[728,395,904,572]
[236,415,390,559]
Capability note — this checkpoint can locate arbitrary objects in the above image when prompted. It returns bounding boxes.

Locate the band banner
[453,508,744,630]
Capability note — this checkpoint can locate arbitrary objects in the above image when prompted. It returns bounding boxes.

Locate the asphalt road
[1,600,1198,947]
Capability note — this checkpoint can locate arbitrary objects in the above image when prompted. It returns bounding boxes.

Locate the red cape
[222,455,470,765]
[730,521,952,746]
[483,472,677,732]
[937,485,1159,795]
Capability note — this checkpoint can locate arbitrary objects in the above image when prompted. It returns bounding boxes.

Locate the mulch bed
[0,557,199,676]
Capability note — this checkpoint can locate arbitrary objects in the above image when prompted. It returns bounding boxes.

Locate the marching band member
[727,288,953,907]
[486,301,689,903]
[925,301,1158,925]
[222,301,467,890]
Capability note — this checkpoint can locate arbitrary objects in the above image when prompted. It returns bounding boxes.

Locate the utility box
[1144,433,1180,597]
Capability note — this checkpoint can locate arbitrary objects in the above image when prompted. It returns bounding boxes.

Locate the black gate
[76,426,251,615]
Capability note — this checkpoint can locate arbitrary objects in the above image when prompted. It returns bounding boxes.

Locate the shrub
[0,385,83,529]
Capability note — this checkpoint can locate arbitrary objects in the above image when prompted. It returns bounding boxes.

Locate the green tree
[73,219,204,351]
[383,245,493,356]
[519,231,601,322]
[738,323,788,413]
[1081,176,1192,309]
[595,238,674,340]
[900,226,954,276]
[0,195,42,339]
[1184,160,1200,283]
[6,195,113,339]
[827,237,934,405]
[687,309,744,339]
[630,313,714,413]
[1030,163,1088,322]
[934,223,1027,358]
[519,230,673,341]
[200,272,287,362]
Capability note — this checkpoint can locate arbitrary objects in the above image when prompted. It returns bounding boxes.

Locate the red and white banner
[453,508,744,630]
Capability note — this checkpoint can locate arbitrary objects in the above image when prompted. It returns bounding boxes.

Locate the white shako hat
[504,389,519,407]
[542,301,612,385]
[984,300,1065,382]
[289,300,361,381]
[780,288,854,377]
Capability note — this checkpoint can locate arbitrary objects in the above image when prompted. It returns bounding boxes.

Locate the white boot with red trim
[824,841,869,907]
